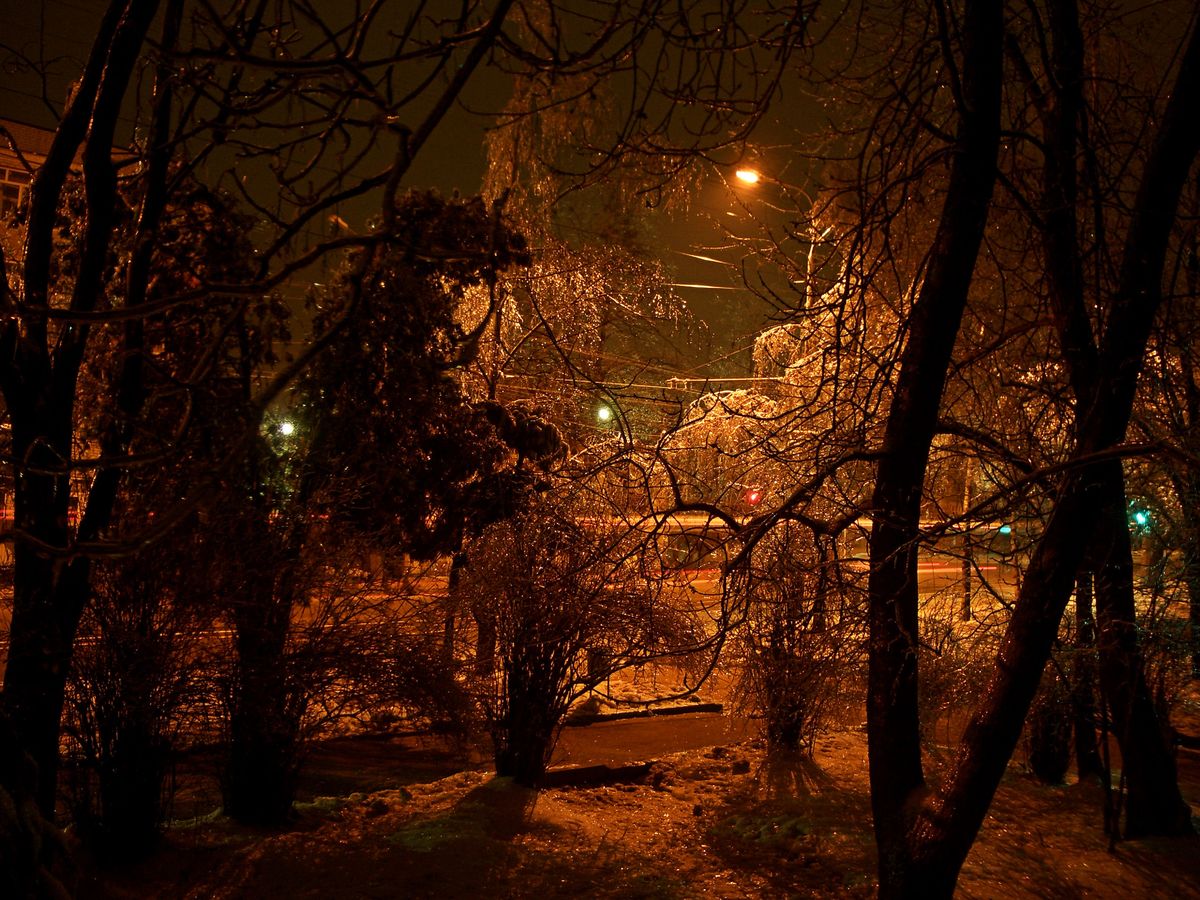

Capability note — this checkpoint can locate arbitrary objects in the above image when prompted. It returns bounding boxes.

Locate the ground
[75,687,1200,899]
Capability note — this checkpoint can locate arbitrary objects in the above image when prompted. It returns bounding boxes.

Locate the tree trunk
[1071,570,1104,781]
[900,467,1098,896]
[1180,473,1200,679]
[224,581,298,826]
[493,667,557,787]
[1038,0,1191,833]
[1189,556,1200,680]
[0,710,72,899]
[960,531,973,622]
[1028,664,1072,785]
[888,12,1200,894]
[867,1,1004,891]
[444,548,468,664]
[960,460,974,621]
[2,453,90,818]
[1090,464,1192,836]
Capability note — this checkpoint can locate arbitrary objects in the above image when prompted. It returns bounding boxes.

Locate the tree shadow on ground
[956,774,1200,899]
[385,779,691,898]
[707,752,877,897]
[755,749,837,799]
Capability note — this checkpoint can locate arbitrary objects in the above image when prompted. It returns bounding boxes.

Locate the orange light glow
[734,168,761,185]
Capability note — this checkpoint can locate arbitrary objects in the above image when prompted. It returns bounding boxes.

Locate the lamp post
[729,165,831,310]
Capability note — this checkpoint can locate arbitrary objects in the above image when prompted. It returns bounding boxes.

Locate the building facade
[0,118,55,218]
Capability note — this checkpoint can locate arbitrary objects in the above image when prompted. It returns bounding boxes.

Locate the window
[1,183,20,217]
[1,167,30,217]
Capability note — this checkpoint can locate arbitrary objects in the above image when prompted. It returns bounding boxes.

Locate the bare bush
[459,489,703,785]
[62,550,212,858]
[283,569,473,744]
[730,526,867,756]
[916,608,999,746]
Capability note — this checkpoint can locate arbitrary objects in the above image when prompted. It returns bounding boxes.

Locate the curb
[565,701,724,727]
[539,761,654,788]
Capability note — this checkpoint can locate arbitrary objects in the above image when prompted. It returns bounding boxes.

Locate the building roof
[0,117,56,160]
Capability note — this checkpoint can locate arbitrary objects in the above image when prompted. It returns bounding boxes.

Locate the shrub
[460,490,702,784]
[731,526,866,755]
[62,556,210,859]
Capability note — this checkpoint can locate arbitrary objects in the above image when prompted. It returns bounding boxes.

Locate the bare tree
[1133,191,1200,679]
[692,0,1198,893]
[0,0,806,828]
[459,486,704,785]
[862,5,1200,894]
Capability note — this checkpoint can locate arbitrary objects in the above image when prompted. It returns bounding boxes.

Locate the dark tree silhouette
[0,0,802,831]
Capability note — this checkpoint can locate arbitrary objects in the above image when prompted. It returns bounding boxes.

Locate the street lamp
[731,164,833,310]
[595,400,635,447]
[278,420,296,437]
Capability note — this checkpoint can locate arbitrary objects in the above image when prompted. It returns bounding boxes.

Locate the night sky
[0,0,793,378]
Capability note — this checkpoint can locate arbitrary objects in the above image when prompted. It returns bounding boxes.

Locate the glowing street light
[278,420,296,437]
[597,404,614,424]
[734,168,761,185]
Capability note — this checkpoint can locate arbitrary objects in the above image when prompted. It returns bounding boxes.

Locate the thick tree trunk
[892,13,1200,895]
[867,1,1004,892]
[2,434,90,818]
[0,710,72,899]
[493,673,557,788]
[494,724,554,788]
[224,582,298,826]
[1090,464,1192,836]
[1039,0,1191,833]
[3,548,88,818]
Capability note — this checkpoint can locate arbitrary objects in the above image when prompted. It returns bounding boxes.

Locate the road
[552,711,753,769]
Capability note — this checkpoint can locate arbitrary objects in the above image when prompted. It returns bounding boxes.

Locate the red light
[744,488,762,506]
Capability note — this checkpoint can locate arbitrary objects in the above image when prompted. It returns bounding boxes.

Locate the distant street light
[278,420,296,436]
[732,163,833,308]
[597,404,614,424]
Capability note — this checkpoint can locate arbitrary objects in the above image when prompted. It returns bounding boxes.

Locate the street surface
[552,712,753,769]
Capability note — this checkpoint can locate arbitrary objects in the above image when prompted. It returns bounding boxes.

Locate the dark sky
[0,0,785,377]
[0,0,498,194]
